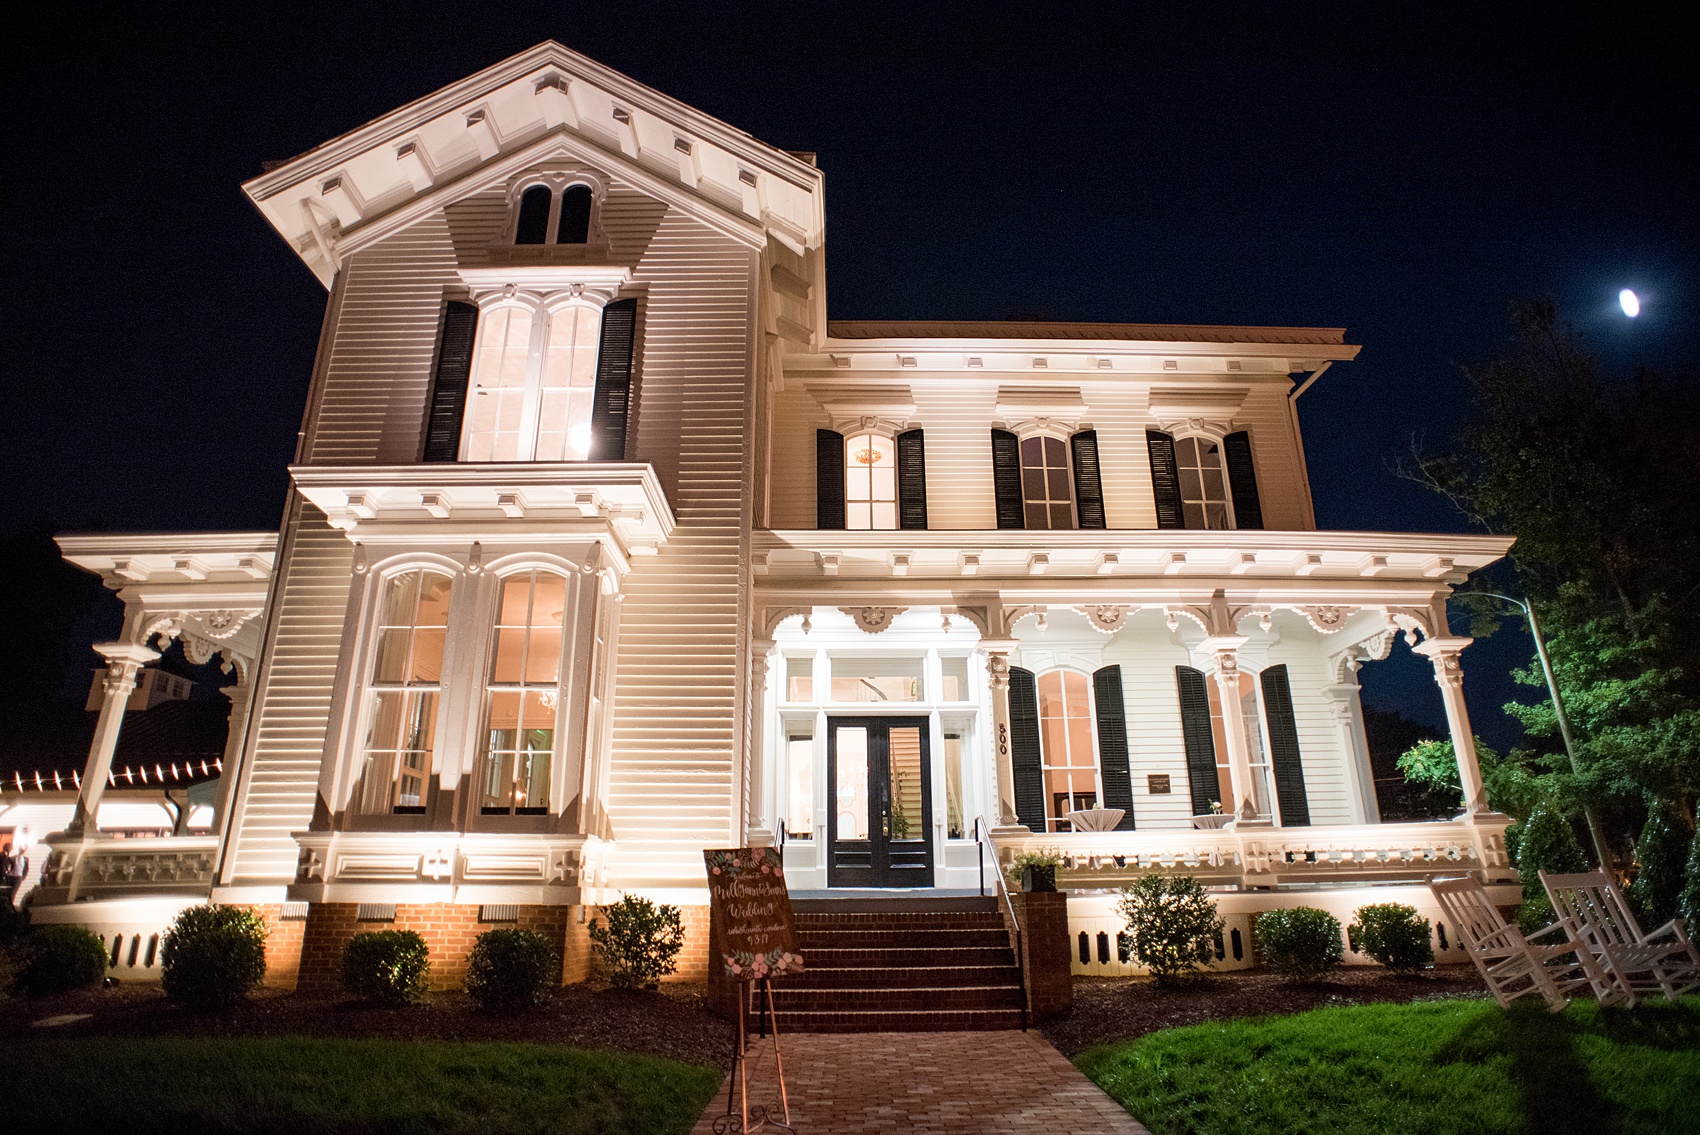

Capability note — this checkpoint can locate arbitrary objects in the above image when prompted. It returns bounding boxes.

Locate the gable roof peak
[245,41,824,285]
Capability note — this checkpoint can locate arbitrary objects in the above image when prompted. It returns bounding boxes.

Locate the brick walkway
[691,1030,1150,1134]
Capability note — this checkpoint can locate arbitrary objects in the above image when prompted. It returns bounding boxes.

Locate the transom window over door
[462,303,602,462]
[1020,436,1073,529]
[481,570,568,815]
[1038,670,1096,830]
[357,569,453,814]
[845,432,897,529]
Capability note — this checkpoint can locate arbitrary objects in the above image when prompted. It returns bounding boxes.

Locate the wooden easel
[716,976,793,1133]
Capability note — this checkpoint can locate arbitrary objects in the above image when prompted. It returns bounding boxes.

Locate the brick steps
[757,897,1025,1032]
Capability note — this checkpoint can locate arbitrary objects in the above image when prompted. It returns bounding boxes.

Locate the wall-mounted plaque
[704,846,804,980]
[1148,774,1172,795]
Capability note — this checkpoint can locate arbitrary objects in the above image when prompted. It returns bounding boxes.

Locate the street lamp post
[1477,591,1612,868]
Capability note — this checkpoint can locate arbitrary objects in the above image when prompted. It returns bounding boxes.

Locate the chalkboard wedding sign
[704,846,804,980]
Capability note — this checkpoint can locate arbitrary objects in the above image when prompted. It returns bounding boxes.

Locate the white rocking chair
[1540,869,1700,1007]
[1428,875,1593,1012]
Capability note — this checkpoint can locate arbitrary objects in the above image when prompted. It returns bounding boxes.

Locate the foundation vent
[280,901,309,921]
[479,904,520,923]
[356,903,397,923]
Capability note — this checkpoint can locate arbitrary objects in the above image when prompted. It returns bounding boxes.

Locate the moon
[1619,289,1641,317]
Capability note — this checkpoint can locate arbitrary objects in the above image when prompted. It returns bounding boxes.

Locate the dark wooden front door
[826,717,933,888]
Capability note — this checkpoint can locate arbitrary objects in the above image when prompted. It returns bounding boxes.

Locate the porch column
[745,639,776,847]
[1204,636,1262,824]
[1413,636,1489,815]
[208,669,253,829]
[981,638,1021,828]
[66,642,159,837]
[1322,669,1381,824]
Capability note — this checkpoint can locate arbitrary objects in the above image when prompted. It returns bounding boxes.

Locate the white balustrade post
[981,638,1021,829]
[1204,637,1262,824]
[1413,636,1489,815]
[66,642,159,837]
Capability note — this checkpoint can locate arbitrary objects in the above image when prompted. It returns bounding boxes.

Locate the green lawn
[16,1036,722,1135]
[1077,996,1700,1135]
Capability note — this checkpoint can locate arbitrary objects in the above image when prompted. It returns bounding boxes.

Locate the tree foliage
[1401,299,1700,872]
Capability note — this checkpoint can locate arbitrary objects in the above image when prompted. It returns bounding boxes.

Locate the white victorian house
[24,42,1516,984]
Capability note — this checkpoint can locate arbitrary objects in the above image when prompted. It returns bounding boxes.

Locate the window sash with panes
[1020,436,1074,529]
[357,569,453,814]
[462,303,603,463]
[1037,670,1098,830]
[844,432,897,530]
[1176,436,1233,530]
[480,570,569,815]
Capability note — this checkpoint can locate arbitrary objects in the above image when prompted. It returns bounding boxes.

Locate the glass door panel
[827,718,933,888]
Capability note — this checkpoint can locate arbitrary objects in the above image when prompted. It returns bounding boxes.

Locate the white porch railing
[992,817,1517,891]
[37,834,221,903]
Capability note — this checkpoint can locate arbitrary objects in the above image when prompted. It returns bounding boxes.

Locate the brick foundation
[251,904,307,988]
[288,900,710,995]
[296,903,574,995]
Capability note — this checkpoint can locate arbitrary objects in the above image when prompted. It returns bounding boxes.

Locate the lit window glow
[464,302,603,461]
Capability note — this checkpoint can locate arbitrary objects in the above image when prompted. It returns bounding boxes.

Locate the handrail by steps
[975,815,1028,1031]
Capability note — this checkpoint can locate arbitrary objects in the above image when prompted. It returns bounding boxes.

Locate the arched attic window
[512,182,596,246]
[558,184,592,244]
[515,185,553,245]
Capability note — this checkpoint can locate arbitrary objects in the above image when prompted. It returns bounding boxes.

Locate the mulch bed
[4,981,737,1068]
[1042,965,1488,1057]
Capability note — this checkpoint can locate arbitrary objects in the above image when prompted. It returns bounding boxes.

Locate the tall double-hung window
[816,428,928,530]
[989,430,1107,530]
[1006,664,1136,832]
[480,569,570,815]
[356,569,453,814]
[1146,430,1264,529]
[462,302,604,462]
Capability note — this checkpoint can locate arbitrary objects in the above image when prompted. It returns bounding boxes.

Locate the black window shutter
[588,298,638,461]
[1260,664,1311,826]
[896,428,928,530]
[1071,431,1107,529]
[1223,430,1264,530]
[421,301,479,462]
[1093,665,1136,830]
[1009,666,1046,833]
[991,429,1024,529]
[1146,430,1185,529]
[1176,666,1220,817]
[816,429,846,529]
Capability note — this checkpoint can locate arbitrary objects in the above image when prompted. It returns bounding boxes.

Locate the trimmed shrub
[465,928,560,1010]
[1256,907,1344,980]
[1516,804,1589,933]
[160,905,268,1009]
[341,930,431,1006]
[20,925,109,996]
[1115,875,1224,985]
[1348,903,1433,974]
[589,896,685,989]
[1630,802,1692,927]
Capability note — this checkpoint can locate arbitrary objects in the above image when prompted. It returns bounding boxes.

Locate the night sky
[3,4,1693,750]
